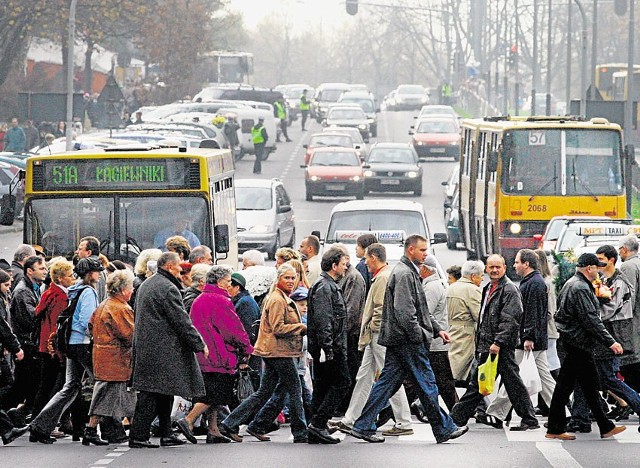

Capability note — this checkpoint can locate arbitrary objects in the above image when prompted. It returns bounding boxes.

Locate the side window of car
[275,185,289,207]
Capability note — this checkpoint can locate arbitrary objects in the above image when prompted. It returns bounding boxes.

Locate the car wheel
[306,189,313,201]
[414,185,422,196]
[268,232,281,260]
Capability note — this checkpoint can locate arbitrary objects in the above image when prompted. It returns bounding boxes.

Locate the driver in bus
[154,218,201,251]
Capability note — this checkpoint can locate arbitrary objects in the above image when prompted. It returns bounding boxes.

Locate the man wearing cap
[545,253,626,441]
[29,257,104,444]
[251,117,269,175]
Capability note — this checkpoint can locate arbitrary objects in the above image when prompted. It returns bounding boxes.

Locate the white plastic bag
[519,351,542,396]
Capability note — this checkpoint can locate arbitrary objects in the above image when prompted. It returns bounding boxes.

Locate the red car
[301,147,365,201]
[409,117,461,160]
[302,132,354,165]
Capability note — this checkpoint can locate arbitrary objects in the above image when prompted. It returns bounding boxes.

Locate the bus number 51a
[52,165,78,185]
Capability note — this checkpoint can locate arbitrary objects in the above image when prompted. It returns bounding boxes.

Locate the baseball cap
[576,253,606,268]
[290,286,308,301]
[74,257,105,276]
[231,272,246,289]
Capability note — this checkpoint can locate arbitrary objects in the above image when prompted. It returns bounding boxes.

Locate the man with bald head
[450,254,538,432]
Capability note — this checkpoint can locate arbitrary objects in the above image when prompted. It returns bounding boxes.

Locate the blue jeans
[353,343,457,440]
[222,357,307,439]
[249,374,312,432]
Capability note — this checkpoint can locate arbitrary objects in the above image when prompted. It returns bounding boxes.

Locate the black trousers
[32,353,64,417]
[430,351,459,411]
[310,357,350,429]
[279,120,290,140]
[0,410,14,435]
[253,143,265,174]
[5,346,40,411]
[301,110,309,130]
[547,340,615,435]
[450,348,537,426]
[620,362,640,392]
[339,335,363,413]
[130,391,172,441]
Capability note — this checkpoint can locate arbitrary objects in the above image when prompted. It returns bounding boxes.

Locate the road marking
[114,447,130,451]
[536,442,582,468]
[280,135,304,180]
[91,459,115,466]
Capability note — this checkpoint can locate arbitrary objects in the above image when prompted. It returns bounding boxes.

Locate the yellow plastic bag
[478,354,499,396]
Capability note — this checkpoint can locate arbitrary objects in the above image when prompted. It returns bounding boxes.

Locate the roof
[235,178,281,188]
[370,142,412,149]
[330,199,424,214]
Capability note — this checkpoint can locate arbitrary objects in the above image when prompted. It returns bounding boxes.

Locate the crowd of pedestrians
[1,230,639,448]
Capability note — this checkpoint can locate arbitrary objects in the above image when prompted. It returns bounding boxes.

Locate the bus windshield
[501,129,623,196]
[27,195,209,261]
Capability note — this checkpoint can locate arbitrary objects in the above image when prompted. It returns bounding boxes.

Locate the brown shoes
[545,433,577,440]
[601,425,626,439]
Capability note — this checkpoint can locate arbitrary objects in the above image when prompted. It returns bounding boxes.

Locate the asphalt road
[2,112,639,467]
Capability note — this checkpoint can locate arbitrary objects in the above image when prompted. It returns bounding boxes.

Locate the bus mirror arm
[0,170,22,226]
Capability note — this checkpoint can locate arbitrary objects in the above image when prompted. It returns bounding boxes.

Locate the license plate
[381,179,400,185]
[430,148,446,153]
[326,184,345,191]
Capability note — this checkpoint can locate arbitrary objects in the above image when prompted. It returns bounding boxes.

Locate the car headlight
[449,141,459,146]
[368,118,375,124]
[310,175,319,181]
[357,124,366,130]
[407,171,418,178]
[415,141,423,146]
[509,223,522,234]
[350,175,361,182]
[248,225,271,233]
[364,170,374,177]
[421,96,428,103]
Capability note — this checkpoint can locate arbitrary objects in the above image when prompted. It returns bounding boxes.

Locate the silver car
[235,178,295,259]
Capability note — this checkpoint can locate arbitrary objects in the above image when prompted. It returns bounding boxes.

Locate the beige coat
[446,277,481,380]
[253,287,306,358]
[358,264,390,351]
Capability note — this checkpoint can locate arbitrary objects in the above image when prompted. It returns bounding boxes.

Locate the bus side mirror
[488,150,499,172]
[214,224,230,254]
[0,194,16,226]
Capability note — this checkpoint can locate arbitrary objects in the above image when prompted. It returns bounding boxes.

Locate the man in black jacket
[307,245,350,444]
[350,235,467,444]
[0,311,28,445]
[450,254,538,431]
[546,253,626,440]
[482,249,555,428]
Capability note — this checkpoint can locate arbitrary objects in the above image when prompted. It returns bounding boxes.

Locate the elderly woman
[175,265,253,444]
[130,249,161,308]
[219,263,308,443]
[84,270,136,446]
[275,247,301,267]
[183,263,211,312]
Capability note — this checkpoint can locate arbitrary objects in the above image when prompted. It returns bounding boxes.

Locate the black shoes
[29,427,56,444]
[218,423,243,442]
[206,434,231,444]
[82,426,109,446]
[293,436,308,443]
[509,420,540,432]
[286,139,292,142]
[2,425,29,445]
[566,422,592,433]
[475,413,503,429]
[410,400,430,424]
[129,439,160,448]
[375,405,395,429]
[435,425,469,444]
[246,427,271,442]
[160,434,186,446]
[307,424,340,444]
[175,418,197,444]
[7,408,26,427]
[349,429,384,443]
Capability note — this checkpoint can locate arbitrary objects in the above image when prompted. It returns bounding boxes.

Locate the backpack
[55,286,89,354]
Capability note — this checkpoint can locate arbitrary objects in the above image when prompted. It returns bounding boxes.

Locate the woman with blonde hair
[287,259,310,289]
[130,249,162,307]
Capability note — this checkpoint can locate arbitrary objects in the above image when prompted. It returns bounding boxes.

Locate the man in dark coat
[350,235,466,444]
[546,253,626,440]
[307,245,350,444]
[10,244,36,292]
[450,254,538,431]
[0,312,28,445]
[130,252,208,448]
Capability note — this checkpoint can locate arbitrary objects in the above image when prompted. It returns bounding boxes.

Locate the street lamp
[574,0,588,116]
[66,0,78,151]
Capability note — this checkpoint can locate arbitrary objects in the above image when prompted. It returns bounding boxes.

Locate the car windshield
[545,220,566,241]
[311,152,359,166]
[26,196,209,262]
[417,120,457,133]
[340,98,374,113]
[319,89,346,102]
[326,210,427,242]
[325,128,363,143]
[310,135,353,147]
[420,107,455,117]
[502,129,623,196]
[368,149,415,164]
[236,186,272,210]
[328,108,366,120]
[397,85,424,95]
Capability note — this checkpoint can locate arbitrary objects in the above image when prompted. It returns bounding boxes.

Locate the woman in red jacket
[32,261,75,418]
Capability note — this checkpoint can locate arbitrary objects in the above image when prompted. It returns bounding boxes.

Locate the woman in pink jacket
[175,265,253,444]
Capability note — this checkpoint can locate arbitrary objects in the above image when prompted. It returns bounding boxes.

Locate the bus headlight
[350,175,361,182]
[364,170,374,177]
[509,223,522,234]
[407,171,418,178]
[310,175,319,181]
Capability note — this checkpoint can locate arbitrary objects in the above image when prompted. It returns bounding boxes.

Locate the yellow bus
[9,146,237,265]
[611,69,640,101]
[595,63,640,100]
[458,116,631,269]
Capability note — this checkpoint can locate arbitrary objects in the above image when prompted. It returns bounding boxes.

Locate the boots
[82,426,109,446]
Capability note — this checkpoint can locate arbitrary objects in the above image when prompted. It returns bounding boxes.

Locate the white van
[217,106,277,157]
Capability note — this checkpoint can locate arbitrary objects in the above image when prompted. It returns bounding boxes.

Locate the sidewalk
[0,220,23,235]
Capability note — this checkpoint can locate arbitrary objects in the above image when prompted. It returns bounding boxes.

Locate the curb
[0,221,23,236]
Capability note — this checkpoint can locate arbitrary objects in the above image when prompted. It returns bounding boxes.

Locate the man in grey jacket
[349,234,467,443]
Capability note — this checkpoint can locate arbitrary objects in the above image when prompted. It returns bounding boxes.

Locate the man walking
[274,97,292,142]
[299,235,321,284]
[481,249,555,428]
[307,246,350,444]
[349,235,468,444]
[332,243,413,436]
[251,117,268,175]
[300,89,310,131]
[129,252,208,448]
[450,254,539,432]
[546,253,626,440]
[618,235,640,391]
[10,244,36,291]
[4,118,26,152]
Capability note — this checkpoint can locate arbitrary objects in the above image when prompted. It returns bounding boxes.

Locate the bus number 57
[529,131,546,146]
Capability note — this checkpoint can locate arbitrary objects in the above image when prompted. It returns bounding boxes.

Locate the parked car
[409,117,461,160]
[363,142,422,195]
[323,105,370,141]
[303,132,354,165]
[235,178,295,260]
[301,147,365,201]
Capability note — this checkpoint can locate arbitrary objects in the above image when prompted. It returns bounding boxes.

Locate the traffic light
[346,0,358,15]
[614,0,627,16]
